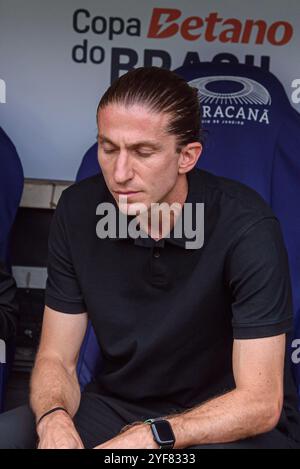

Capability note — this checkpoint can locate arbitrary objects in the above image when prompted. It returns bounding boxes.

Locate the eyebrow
[97,134,163,151]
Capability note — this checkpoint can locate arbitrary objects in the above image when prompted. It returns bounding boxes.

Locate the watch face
[152,420,175,445]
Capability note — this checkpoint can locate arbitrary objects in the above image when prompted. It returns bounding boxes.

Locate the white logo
[291,338,300,364]
[291,79,300,104]
[189,75,271,106]
[95,199,205,249]
[0,78,6,104]
[0,340,6,364]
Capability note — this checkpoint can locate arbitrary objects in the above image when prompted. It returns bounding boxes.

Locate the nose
[113,150,134,184]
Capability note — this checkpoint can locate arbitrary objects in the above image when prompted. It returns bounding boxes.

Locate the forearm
[167,388,280,448]
[30,356,81,421]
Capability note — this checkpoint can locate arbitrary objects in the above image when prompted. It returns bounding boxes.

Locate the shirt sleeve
[45,192,87,314]
[225,217,293,339]
[271,109,300,338]
[0,262,19,341]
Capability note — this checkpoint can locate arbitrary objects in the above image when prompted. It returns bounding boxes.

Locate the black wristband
[36,407,69,427]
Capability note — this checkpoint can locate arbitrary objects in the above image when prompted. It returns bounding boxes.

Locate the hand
[37,410,84,449]
[94,423,158,449]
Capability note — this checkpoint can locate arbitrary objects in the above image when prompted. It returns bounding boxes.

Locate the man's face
[97,103,184,215]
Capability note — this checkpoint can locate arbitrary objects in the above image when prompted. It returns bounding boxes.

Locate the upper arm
[37,191,89,373]
[37,306,88,373]
[226,217,293,340]
[233,334,285,414]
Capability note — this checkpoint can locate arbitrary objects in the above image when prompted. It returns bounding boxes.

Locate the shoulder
[58,174,109,216]
[189,169,278,248]
[63,173,107,200]
[192,168,275,219]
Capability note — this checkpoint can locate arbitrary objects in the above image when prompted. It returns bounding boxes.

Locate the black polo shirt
[45,167,300,439]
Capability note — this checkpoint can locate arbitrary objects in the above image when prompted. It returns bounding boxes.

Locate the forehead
[98,103,171,140]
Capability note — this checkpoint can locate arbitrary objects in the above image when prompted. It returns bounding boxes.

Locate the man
[0,67,299,449]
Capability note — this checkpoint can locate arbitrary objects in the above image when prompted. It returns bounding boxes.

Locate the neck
[138,174,188,241]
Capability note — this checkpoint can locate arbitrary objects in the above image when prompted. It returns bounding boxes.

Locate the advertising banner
[0,0,299,180]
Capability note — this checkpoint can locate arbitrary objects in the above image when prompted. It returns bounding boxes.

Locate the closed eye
[134,149,153,158]
[103,148,118,154]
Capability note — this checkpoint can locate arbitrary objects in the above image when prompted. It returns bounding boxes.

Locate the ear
[178,142,202,174]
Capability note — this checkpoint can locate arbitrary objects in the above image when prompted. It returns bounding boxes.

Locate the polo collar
[102,167,203,250]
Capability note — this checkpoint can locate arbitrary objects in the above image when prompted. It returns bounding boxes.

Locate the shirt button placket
[153,247,160,259]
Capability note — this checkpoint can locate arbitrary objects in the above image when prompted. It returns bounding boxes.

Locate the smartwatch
[147,418,176,449]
